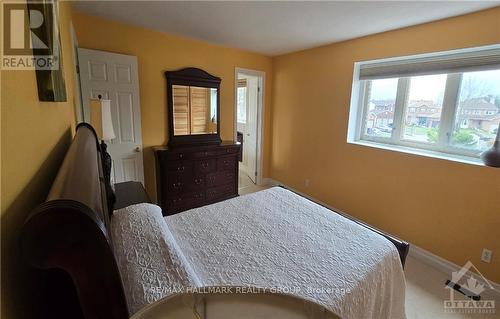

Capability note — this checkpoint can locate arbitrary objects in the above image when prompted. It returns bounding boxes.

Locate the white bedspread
[112,187,406,318]
[111,203,201,315]
[166,187,406,319]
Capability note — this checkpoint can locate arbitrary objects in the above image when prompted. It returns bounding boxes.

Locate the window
[451,69,500,152]
[348,45,500,161]
[210,88,218,122]
[363,78,397,138]
[237,84,247,123]
[402,74,446,144]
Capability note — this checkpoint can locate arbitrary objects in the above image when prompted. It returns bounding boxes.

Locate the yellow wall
[71,12,273,201]
[271,7,500,282]
[1,2,78,318]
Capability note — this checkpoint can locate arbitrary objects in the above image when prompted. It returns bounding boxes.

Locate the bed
[21,124,409,319]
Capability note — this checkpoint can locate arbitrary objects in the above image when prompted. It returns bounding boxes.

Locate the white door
[77,48,144,185]
[243,75,259,183]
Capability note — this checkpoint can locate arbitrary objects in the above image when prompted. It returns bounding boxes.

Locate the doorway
[235,68,265,192]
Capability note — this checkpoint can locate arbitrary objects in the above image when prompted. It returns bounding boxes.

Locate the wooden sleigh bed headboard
[21,123,130,319]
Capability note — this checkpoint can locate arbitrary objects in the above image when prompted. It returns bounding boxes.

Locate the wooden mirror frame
[166,68,222,147]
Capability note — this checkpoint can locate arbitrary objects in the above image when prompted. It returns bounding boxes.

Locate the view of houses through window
[363,69,500,155]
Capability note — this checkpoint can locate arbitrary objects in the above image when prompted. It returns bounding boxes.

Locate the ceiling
[72,1,500,56]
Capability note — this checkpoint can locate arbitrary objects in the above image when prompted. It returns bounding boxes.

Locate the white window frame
[347,45,500,165]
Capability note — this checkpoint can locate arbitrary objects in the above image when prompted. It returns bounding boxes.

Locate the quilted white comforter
[112,187,406,318]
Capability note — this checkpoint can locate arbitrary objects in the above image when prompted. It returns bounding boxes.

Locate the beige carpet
[238,169,269,195]
[405,255,499,319]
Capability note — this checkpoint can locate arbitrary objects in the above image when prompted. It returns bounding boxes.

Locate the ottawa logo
[444,261,496,314]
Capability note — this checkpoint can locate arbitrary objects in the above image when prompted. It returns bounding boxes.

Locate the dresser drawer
[217,156,236,171]
[163,151,189,161]
[166,160,192,173]
[217,147,239,156]
[206,184,236,202]
[194,159,216,174]
[165,172,188,194]
[166,191,205,212]
[206,171,235,188]
[165,172,206,194]
[192,150,217,159]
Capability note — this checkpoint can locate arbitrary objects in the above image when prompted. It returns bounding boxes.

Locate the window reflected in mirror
[172,85,218,136]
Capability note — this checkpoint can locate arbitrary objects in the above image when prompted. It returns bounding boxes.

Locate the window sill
[348,140,486,167]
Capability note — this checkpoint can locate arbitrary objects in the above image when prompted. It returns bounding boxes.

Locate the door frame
[70,22,84,123]
[234,67,265,185]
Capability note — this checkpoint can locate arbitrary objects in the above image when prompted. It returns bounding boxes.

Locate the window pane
[403,74,446,143]
[364,78,398,138]
[451,70,500,152]
[237,87,247,123]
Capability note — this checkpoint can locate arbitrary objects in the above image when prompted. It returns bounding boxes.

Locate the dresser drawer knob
[178,153,184,159]
[201,162,209,168]
[173,182,182,189]
[194,178,203,185]
[177,166,185,172]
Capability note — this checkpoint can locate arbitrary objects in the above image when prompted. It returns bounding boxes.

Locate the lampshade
[89,98,115,141]
[100,99,116,141]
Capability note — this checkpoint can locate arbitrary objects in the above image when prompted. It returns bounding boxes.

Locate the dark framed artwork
[27,0,66,102]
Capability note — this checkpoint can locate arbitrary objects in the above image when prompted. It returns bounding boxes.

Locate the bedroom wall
[0,2,78,318]
[71,12,273,201]
[270,7,500,282]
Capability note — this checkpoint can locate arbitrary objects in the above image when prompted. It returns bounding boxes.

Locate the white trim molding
[234,67,266,185]
[409,244,500,292]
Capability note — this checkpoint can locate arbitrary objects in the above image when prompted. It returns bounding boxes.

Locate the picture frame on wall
[27,0,67,102]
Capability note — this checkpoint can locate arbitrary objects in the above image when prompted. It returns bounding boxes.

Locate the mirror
[166,68,222,147]
[172,85,218,136]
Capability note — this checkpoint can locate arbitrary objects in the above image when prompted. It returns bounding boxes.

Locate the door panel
[121,158,138,181]
[88,60,107,81]
[78,48,144,185]
[244,76,258,183]
[116,92,135,143]
[115,64,132,83]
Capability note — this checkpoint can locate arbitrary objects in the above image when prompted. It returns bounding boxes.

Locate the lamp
[481,122,500,167]
[100,99,116,142]
[90,96,116,208]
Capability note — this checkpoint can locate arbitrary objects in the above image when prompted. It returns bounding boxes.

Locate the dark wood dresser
[154,142,241,215]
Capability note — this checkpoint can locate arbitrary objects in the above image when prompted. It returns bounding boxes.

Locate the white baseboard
[265,178,500,292]
[409,244,500,292]
[260,177,279,186]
